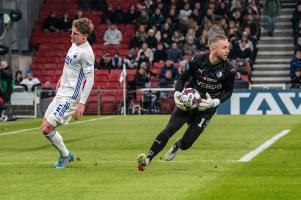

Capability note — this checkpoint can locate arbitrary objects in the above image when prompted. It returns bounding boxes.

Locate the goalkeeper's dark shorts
[160,107,216,150]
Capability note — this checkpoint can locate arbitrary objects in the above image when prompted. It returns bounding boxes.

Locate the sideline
[239,129,290,162]
[0,116,117,136]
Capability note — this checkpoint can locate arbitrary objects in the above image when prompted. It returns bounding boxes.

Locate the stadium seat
[108,70,122,81]
[44,63,57,69]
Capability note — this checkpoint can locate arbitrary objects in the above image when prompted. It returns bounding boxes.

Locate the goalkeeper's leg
[137,108,187,171]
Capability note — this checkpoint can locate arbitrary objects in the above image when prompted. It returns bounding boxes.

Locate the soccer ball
[180,88,201,110]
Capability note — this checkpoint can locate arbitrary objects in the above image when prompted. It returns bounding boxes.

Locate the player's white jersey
[56,41,94,101]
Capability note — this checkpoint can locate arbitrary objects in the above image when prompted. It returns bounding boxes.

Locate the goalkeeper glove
[198,93,220,111]
[174,91,187,111]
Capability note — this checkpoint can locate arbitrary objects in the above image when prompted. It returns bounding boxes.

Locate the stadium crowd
[291,0,301,88]
[40,0,264,89]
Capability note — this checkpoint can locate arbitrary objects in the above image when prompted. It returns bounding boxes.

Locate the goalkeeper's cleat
[165,144,179,161]
[54,152,74,169]
[137,153,150,172]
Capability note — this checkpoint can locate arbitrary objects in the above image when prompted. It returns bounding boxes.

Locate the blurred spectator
[153,43,167,63]
[264,0,281,36]
[179,3,192,21]
[126,5,139,24]
[151,25,161,42]
[112,5,126,24]
[171,30,185,48]
[159,69,174,88]
[167,7,178,25]
[292,4,301,37]
[134,67,150,88]
[290,48,301,79]
[136,9,149,25]
[159,69,175,99]
[14,70,23,85]
[103,24,122,45]
[42,11,60,32]
[183,36,198,56]
[160,32,172,49]
[59,12,72,32]
[129,31,144,49]
[41,81,56,99]
[215,1,230,19]
[20,70,41,92]
[73,10,83,21]
[0,60,13,103]
[136,53,150,69]
[137,42,153,63]
[146,29,158,49]
[112,51,123,69]
[231,38,254,61]
[0,89,16,121]
[87,30,97,46]
[137,24,147,41]
[102,4,114,23]
[161,22,173,38]
[167,42,183,62]
[149,8,165,28]
[91,0,108,11]
[160,60,179,80]
[196,29,209,53]
[291,68,301,88]
[124,49,137,69]
[230,8,243,25]
[98,53,113,69]
[79,0,92,10]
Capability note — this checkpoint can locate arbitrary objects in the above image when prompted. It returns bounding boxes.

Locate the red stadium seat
[44,63,57,69]
[108,70,122,81]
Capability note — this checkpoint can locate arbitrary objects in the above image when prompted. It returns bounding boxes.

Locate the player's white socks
[46,130,69,157]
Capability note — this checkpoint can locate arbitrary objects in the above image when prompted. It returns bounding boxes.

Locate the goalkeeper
[137,34,236,171]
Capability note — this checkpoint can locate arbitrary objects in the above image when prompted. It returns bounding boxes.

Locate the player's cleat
[165,144,178,161]
[54,152,74,169]
[137,153,150,172]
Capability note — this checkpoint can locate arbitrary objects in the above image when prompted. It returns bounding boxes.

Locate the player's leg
[138,108,188,171]
[41,119,74,168]
[165,111,214,161]
[41,98,74,168]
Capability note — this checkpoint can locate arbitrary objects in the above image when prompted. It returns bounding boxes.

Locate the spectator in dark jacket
[153,43,167,63]
[167,42,183,62]
[43,11,60,32]
[134,67,150,88]
[290,48,301,79]
[0,60,13,102]
[160,60,179,80]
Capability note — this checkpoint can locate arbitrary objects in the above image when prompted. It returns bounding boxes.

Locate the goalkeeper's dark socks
[147,150,154,162]
[173,139,181,152]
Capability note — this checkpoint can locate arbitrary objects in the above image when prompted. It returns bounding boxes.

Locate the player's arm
[174,56,196,110]
[74,52,95,120]
[56,76,61,91]
[216,72,235,103]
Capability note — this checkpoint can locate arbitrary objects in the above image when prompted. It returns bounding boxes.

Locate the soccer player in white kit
[41,18,95,168]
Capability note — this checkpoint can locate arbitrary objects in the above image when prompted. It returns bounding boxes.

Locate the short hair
[72,18,94,35]
[208,34,228,47]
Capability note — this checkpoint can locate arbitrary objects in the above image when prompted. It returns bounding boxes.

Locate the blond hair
[72,18,94,35]
[208,34,228,47]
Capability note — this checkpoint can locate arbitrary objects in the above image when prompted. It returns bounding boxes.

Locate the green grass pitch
[0,115,301,200]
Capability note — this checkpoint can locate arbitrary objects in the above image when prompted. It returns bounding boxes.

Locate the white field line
[0,159,238,165]
[239,129,290,162]
[0,116,116,136]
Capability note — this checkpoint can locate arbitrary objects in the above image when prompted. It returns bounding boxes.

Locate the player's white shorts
[44,96,77,127]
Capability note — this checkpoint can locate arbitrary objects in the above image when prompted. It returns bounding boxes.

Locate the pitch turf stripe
[0,160,238,165]
[0,116,116,136]
[239,129,290,162]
